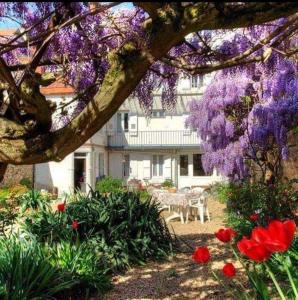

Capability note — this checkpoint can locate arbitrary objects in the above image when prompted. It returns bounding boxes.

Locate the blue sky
[0,2,134,29]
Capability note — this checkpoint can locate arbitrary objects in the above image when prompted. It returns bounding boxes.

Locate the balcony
[107,130,201,149]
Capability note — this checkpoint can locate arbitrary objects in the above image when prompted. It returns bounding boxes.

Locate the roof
[0,28,75,96]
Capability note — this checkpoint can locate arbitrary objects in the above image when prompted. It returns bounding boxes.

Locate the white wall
[35,153,74,195]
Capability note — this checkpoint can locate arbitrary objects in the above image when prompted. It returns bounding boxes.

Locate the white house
[35,74,224,195]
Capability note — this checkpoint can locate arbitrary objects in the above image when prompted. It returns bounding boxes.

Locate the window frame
[193,153,206,176]
[152,154,164,177]
[179,154,189,176]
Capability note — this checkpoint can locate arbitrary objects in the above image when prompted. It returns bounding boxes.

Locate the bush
[214,180,298,238]
[95,176,123,194]
[161,179,174,188]
[49,241,111,295]
[0,236,76,300]
[19,178,32,189]
[24,190,174,271]
[18,190,50,213]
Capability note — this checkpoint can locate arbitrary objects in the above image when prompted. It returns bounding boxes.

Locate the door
[74,153,86,192]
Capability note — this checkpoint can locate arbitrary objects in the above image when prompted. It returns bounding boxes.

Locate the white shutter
[164,156,172,179]
[106,116,116,136]
[180,76,191,90]
[143,155,151,179]
[129,113,138,136]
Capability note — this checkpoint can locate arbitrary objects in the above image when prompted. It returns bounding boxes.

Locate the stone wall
[0,164,33,187]
[282,130,298,184]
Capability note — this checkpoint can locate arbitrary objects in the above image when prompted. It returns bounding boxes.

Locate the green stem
[285,265,298,299]
[264,262,287,300]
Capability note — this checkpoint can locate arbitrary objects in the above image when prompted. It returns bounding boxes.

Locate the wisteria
[0,2,297,167]
[187,41,298,180]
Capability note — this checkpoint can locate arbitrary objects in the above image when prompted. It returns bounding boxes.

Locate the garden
[0,2,297,300]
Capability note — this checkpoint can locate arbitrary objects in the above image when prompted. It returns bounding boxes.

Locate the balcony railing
[107,130,201,148]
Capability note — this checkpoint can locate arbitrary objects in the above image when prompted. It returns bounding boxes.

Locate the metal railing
[107,130,201,148]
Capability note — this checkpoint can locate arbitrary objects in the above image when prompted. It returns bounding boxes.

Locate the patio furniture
[186,191,210,224]
[152,190,202,224]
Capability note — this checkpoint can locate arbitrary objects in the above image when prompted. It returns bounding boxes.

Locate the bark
[0,2,298,166]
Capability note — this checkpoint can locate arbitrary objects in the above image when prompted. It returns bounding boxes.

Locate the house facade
[35,75,224,195]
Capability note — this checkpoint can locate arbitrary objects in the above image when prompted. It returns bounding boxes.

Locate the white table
[151,190,204,224]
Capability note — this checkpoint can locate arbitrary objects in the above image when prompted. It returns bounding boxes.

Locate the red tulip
[252,220,296,253]
[237,237,272,262]
[249,213,259,222]
[57,203,65,212]
[215,228,237,243]
[72,220,79,230]
[192,247,211,263]
[222,263,236,278]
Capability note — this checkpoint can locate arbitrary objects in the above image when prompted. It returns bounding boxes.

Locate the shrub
[19,178,32,189]
[0,236,76,300]
[161,179,174,188]
[213,180,298,238]
[18,190,50,213]
[7,184,29,199]
[49,241,111,295]
[24,190,174,271]
[95,176,123,194]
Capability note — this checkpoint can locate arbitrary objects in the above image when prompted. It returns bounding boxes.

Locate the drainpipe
[32,164,35,190]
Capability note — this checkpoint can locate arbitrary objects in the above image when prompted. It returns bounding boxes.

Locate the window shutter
[143,155,151,179]
[129,113,138,136]
[164,156,172,179]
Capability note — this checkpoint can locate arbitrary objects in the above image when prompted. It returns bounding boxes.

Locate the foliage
[18,190,50,213]
[136,189,151,203]
[213,180,298,238]
[0,188,9,207]
[187,37,298,181]
[95,176,123,194]
[0,236,76,300]
[48,241,111,295]
[0,201,18,236]
[194,220,298,300]
[161,179,174,188]
[23,190,174,270]
[19,178,32,189]
[7,184,29,199]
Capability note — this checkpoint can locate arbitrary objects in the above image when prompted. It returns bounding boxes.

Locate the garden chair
[186,191,210,224]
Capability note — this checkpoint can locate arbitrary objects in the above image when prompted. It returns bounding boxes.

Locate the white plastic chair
[186,191,210,223]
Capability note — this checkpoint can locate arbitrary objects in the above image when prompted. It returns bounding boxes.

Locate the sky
[0,2,134,29]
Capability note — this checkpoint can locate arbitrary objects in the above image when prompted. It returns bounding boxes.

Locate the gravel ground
[104,198,243,300]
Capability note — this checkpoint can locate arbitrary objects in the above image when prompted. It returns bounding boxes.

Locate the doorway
[74,153,86,192]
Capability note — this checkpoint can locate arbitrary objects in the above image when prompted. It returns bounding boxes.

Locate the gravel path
[104,198,242,300]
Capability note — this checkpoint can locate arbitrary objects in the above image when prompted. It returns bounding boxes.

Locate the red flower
[215,228,237,243]
[252,220,296,253]
[57,203,65,212]
[192,247,211,263]
[249,213,259,222]
[237,237,272,262]
[72,220,79,230]
[222,263,236,278]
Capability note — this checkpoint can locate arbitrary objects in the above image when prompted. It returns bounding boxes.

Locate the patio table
[151,190,202,224]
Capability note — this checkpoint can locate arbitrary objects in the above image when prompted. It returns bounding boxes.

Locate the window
[191,75,204,88]
[191,76,198,88]
[98,153,104,176]
[193,154,206,176]
[180,155,188,176]
[124,113,129,132]
[123,154,130,177]
[117,112,129,132]
[152,110,165,118]
[152,155,164,176]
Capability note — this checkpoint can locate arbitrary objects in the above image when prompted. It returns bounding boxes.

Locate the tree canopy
[0,2,298,180]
